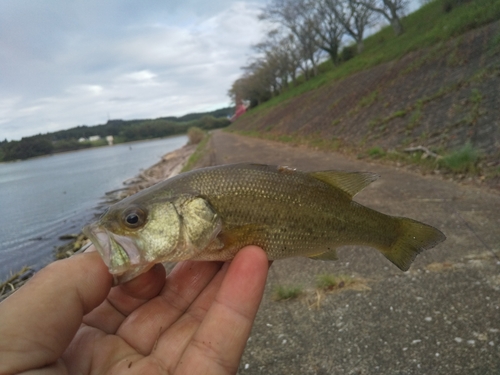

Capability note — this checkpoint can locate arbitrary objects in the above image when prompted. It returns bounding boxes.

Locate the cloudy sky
[0,0,269,141]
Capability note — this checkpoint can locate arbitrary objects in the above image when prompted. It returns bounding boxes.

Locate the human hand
[0,245,269,374]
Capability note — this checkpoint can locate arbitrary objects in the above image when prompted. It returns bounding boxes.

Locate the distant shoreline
[0,134,188,165]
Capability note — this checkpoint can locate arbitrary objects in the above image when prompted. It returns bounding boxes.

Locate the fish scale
[83,163,446,283]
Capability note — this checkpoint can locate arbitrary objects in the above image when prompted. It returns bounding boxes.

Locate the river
[0,135,187,280]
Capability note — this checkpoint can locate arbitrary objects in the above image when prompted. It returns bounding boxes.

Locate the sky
[0,0,424,142]
[0,0,269,141]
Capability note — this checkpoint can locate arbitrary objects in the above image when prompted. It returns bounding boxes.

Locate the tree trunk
[329,50,339,65]
[356,40,364,54]
[322,46,339,65]
[391,16,404,36]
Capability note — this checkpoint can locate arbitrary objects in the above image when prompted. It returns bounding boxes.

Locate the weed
[419,130,429,140]
[316,274,354,291]
[487,31,500,56]
[393,110,407,118]
[470,88,483,104]
[368,117,381,129]
[358,90,379,108]
[465,89,484,125]
[368,146,386,158]
[446,36,465,67]
[407,107,423,132]
[331,119,341,126]
[273,285,303,301]
[330,138,342,151]
[471,67,493,83]
[439,142,480,173]
[277,135,294,143]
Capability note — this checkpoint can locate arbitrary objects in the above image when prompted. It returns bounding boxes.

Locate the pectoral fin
[309,248,338,260]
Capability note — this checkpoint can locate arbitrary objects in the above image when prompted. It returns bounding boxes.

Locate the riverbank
[0,143,197,301]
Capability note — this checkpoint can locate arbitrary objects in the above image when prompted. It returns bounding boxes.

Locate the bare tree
[324,0,375,54]
[356,0,408,35]
[306,0,346,65]
[229,28,309,107]
[279,33,303,86]
[253,30,301,91]
[260,0,323,78]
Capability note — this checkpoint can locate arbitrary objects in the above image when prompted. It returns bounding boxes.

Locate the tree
[260,0,323,78]
[356,0,408,36]
[311,0,345,64]
[253,30,304,91]
[325,0,375,54]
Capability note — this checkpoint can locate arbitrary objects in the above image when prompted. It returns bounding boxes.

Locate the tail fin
[379,218,446,271]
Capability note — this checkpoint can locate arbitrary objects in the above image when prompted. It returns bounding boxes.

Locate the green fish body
[83,163,445,283]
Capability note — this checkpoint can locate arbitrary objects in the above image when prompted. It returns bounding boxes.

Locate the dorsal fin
[309,170,379,197]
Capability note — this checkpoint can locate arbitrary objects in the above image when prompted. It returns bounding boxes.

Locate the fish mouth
[83,223,151,284]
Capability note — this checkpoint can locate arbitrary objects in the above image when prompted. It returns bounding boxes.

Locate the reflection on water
[0,136,187,279]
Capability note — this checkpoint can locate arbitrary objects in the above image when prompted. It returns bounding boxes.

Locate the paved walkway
[208,130,500,374]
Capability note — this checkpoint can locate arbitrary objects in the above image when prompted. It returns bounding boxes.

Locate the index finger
[175,246,269,374]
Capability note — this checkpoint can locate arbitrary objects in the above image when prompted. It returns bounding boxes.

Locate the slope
[230,0,500,190]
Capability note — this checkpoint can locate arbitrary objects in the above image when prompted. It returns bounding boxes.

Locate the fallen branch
[404,146,441,159]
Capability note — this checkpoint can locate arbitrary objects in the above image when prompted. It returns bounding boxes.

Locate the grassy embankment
[229,0,500,184]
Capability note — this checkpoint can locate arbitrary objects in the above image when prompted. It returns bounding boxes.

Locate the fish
[83,163,446,283]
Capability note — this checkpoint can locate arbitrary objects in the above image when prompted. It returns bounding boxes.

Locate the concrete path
[208,131,500,374]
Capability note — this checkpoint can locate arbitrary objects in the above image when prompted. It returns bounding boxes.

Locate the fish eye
[122,206,147,229]
[126,214,139,224]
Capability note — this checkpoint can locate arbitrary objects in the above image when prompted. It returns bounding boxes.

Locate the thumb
[0,250,112,374]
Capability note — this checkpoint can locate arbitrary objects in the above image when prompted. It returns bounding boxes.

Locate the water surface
[0,136,187,279]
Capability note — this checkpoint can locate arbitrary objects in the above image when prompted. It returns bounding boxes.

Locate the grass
[348,90,380,117]
[273,285,303,301]
[181,134,211,172]
[367,108,407,131]
[359,90,379,108]
[439,142,481,173]
[465,89,483,125]
[487,30,500,56]
[316,274,356,291]
[407,106,423,133]
[368,146,386,158]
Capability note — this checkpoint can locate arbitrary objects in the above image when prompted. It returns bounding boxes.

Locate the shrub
[187,127,206,145]
[439,142,480,173]
[341,45,357,62]
[273,285,303,301]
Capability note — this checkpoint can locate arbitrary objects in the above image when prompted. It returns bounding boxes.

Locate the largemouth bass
[83,163,445,283]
